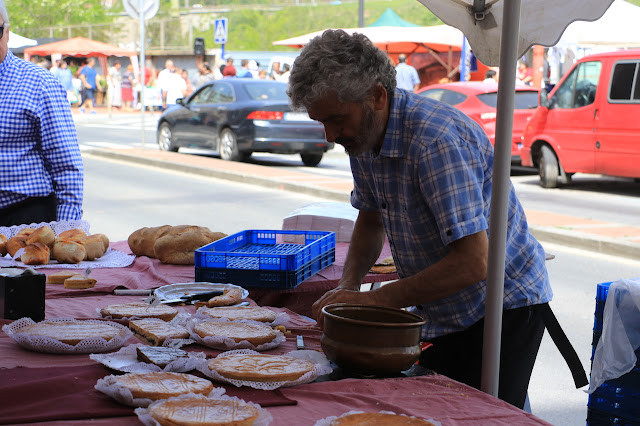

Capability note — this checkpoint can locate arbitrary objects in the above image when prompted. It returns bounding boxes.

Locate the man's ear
[373,84,388,111]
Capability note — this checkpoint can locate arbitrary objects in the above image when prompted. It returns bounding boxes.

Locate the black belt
[537,303,589,388]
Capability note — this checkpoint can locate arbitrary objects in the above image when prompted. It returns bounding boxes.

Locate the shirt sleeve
[38,75,84,221]
[349,156,379,212]
[418,133,488,246]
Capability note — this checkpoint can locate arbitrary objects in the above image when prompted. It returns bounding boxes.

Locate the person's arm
[371,230,488,309]
[311,210,385,320]
[79,71,90,89]
[40,75,84,220]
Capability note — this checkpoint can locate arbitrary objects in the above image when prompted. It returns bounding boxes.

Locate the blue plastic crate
[587,407,640,425]
[195,230,336,289]
[588,372,640,421]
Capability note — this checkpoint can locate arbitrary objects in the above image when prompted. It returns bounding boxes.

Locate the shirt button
[446,229,453,236]
[381,202,387,209]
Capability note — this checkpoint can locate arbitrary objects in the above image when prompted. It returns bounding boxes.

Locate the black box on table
[0,268,46,321]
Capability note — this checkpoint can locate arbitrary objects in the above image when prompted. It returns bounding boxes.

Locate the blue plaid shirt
[350,89,552,339]
[0,51,83,220]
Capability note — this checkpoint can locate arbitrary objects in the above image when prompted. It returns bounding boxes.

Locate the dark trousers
[419,303,546,409]
[0,193,58,227]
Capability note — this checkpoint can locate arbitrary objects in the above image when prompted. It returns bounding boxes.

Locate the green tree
[7,0,113,30]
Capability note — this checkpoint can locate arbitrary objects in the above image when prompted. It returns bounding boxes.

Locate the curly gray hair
[287,29,396,110]
[0,0,9,26]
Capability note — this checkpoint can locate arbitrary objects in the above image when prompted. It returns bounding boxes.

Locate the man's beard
[337,104,386,157]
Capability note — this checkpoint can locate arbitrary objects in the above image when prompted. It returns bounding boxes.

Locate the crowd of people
[29,54,293,113]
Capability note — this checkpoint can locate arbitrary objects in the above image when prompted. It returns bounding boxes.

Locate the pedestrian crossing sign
[214,18,228,44]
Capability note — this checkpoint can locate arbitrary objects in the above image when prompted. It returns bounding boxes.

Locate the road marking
[80,142,159,151]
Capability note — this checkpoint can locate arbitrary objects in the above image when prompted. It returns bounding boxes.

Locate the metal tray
[153,282,248,302]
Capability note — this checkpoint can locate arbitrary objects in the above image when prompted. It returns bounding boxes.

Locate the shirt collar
[0,49,16,76]
[379,89,407,158]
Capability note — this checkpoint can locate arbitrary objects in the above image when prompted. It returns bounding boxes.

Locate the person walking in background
[517,61,533,86]
[181,68,194,97]
[121,64,135,111]
[483,69,498,83]
[195,62,216,88]
[395,53,420,92]
[270,61,282,80]
[107,61,122,109]
[236,59,253,78]
[53,60,77,105]
[222,57,236,77]
[0,1,84,226]
[157,59,177,110]
[78,57,102,114]
[279,63,291,83]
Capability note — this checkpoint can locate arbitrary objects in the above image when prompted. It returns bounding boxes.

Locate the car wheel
[539,145,560,188]
[219,129,242,161]
[157,122,178,152]
[301,152,323,167]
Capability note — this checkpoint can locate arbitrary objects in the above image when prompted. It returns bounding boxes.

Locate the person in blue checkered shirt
[0,1,83,227]
[288,30,554,409]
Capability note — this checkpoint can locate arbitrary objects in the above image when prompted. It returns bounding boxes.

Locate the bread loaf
[16,228,36,238]
[26,226,55,248]
[93,233,110,252]
[0,234,7,256]
[52,240,86,264]
[128,225,172,258]
[21,242,50,265]
[81,235,107,260]
[128,225,226,265]
[57,229,87,243]
[154,227,227,265]
[6,235,28,257]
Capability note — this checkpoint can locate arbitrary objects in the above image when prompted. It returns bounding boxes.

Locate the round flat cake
[199,306,277,323]
[100,302,178,321]
[194,321,277,346]
[331,413,435,425]
[147,396,259,426]
[208,353,315,382]
[19,320,121,345]
[113,372,213,400]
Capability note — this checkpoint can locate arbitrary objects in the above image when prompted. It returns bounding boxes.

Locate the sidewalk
[83,146,640,261]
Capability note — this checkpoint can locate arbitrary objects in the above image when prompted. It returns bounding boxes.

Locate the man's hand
[312,287,381,329]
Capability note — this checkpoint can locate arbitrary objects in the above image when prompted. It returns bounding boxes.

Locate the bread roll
[57,229,87,243]
[26,226,55,248]
[154,227,227,265]
[47,271,82,284]
[128,225,172,258]
[52,240,86,264]
[6,235,28,257]
[81,235,107,260]
[21,242,50,265]
[16,227,36,237]
[0,234,7,256]
[92,233,110,252]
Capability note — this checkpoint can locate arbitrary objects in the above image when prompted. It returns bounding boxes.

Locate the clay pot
[321,303,426,375]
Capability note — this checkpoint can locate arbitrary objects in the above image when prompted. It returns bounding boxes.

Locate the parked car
[156,79,333,166]
[416,82,539,163]
[520,49,640,188]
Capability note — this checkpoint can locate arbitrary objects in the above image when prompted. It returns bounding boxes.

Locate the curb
[84,148,640,261]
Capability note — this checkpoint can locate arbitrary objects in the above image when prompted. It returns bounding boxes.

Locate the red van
[520,49,640,188]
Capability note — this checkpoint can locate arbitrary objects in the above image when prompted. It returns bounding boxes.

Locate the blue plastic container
[194,230,336,289]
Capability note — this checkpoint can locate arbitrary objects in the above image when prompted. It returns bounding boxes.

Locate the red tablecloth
[40,240,398,318]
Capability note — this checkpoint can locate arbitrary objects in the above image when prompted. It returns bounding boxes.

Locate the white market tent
[8,31,37,49]
[557,0,640,50]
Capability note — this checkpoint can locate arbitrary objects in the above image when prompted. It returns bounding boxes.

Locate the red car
[416,82,539,163]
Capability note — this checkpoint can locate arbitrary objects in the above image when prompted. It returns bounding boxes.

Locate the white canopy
[8,31,37,49]
[558,0,640,49]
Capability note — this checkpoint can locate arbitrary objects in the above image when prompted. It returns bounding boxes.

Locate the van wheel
[539,146,560,188]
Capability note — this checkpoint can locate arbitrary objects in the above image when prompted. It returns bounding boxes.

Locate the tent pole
[481,0,522,398]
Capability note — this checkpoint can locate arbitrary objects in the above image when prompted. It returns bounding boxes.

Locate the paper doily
[313,410,441,426]
[90,343,206,374]
[197,348,333,390]
[135,393,273,426]
[0,219,90,239]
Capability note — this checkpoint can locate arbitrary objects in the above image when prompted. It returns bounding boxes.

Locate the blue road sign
[214,18,228,44]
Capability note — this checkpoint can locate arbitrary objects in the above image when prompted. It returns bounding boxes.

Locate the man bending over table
[287,29,553,409]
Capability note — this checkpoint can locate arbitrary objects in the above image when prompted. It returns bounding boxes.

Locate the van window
[609,61,640,103]
[554,61,601,109]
